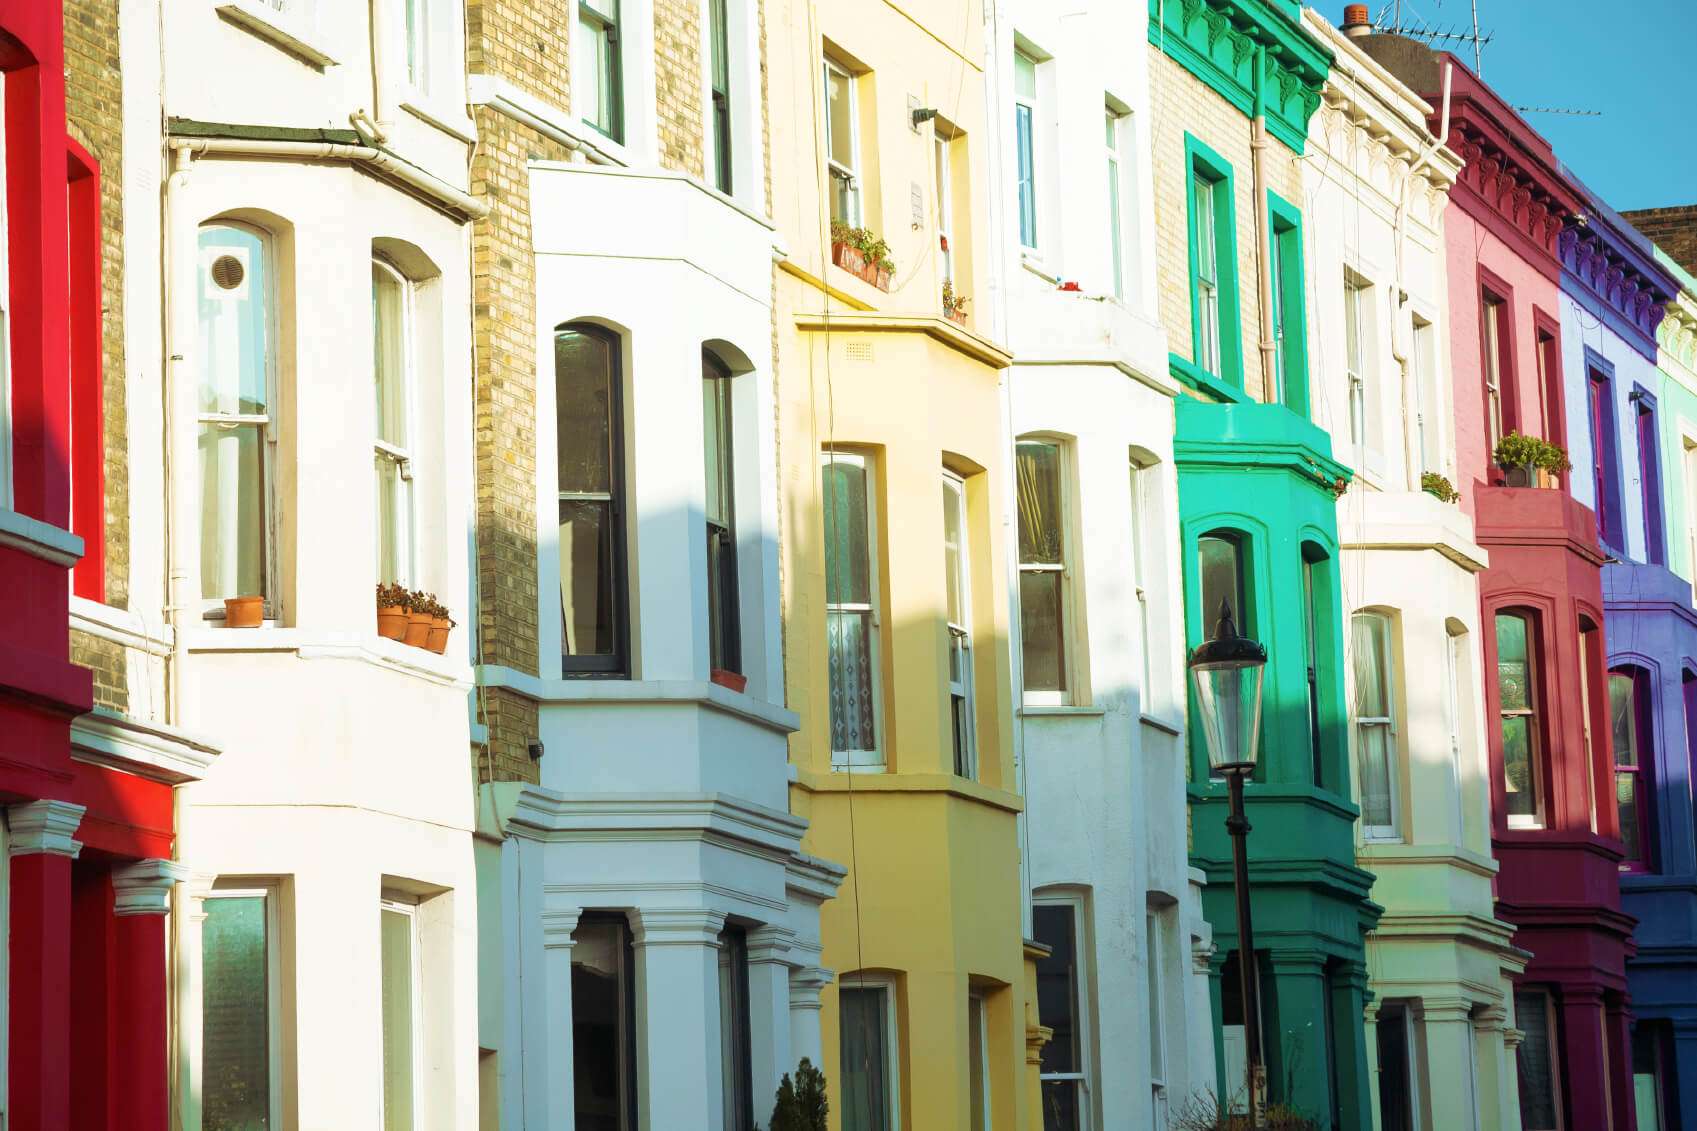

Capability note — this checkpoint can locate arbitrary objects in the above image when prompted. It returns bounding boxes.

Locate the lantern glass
[1191,659,1264,774]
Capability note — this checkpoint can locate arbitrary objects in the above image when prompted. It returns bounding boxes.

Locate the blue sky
[1364,0,1697,211]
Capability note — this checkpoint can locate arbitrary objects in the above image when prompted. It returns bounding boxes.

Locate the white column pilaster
[112,857,189,916]
[786,966,833,1074]
[746,925,794,1121]
[632,907,727,1131]
[1421,1001,1483,1131]
[176,873,215,1131]
[537,908,582,1130]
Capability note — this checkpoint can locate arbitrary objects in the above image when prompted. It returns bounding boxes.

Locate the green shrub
[1420,471,1460,503]
[762,1058,827,1131]
[1493,430,1570,473]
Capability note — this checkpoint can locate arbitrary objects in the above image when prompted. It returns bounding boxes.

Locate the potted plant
[829,220,895,291]
[223,594,264,628]
[1493,431,1571,487]
[1174,1093,1319,1131]
[377,582,411,640]
[417,592,455,655]
[942,279,968,326]
[403,589,434,648]
[1420,471,1460,503]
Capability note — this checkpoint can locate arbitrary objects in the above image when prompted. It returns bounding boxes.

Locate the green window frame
[1267,191,1308,417]
[1184,134,1243,392]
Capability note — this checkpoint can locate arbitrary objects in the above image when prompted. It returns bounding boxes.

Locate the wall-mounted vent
[845,341,873,363]
[210,255,245,291]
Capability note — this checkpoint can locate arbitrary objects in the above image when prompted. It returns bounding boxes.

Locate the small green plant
[1493,430,1571,474]
[942,278,968,317]
[1421,471,1460,503]
[376,581,413,610]
[1173,1092,1319,1131]
[411,591,456,625]
[830,219,895,273]
[762,1058,828,1131]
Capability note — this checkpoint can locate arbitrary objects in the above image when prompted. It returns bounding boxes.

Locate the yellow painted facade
[766,0,1043,1126]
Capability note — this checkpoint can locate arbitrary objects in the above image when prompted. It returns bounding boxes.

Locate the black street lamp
[1188,599,1269,1128]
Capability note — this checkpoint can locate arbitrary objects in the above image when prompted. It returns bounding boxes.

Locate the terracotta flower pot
[710,668,748,694]
[873,266,892,291]
[377,604,409,640]
[223,595,264,628]
[832,242,865,276]
[404,609,432,648]
[945,308,967,326]
[426,615,451,655]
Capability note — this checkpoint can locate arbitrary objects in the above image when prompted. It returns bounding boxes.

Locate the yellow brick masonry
[1149,46,1305,405]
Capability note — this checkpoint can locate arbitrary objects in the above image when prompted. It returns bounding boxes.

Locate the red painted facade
[0,3,182,1129]
[1359,38,1638,1130]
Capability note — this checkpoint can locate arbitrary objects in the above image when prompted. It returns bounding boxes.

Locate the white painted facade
[116,2,486,1126]
[985,1,1218,1124]
[1306,17,1525,1131]
[466,38,843,1131]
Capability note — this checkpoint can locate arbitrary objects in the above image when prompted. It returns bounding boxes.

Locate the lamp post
[1188,599,1269,1129]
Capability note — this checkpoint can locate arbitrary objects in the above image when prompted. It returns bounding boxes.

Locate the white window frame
[1146,909,1167,1129]
[1352,610,1400,841]
[401,0,431,95]
[1345,271,1372,453]
[1412,315,1439,477]
[204,880,285,1131]
[934,132,955,288]
[1129,456,1156,715]
[1483,294,1506,452]
[1013,49,1039,251]
[968,991,990,1131]
[1016,437,1076,707]
[1193,172,1221,376]
[1106,109,1125,300]
[1682,430,1697,578]
[373,258,418,589]
[839,975,901,1131]
[1033,892,1093,1131]
[197,223,281,617]
[823,57,862,227]
[943,470,976,779]
[1516,989,1565,1131]
[822,450,884,770]
[379,896,424,1131]
[704,0,733,195]
[577,0,625,143]
[1445,628,1468,844]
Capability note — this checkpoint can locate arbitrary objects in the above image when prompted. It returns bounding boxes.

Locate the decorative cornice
[112,858,190,916]
[8,800,86,858]
[1558,175,1678,361]
[1148,0,1332,154]
[746,924,796,964]
[631,907,729,948]
[788,966,833,1007]
[71,707,219,787]
[541,908,583,948]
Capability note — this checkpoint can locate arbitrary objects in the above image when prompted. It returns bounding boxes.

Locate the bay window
[573,915,638,1129]
[1609,668,1652,869]
[822,450,882,766]
[1034,898,1090,1131]
[203,882,282,1130]
[1014,50,1037,249]
[380,898,421,1130]
[578,0,624,142]
[840,980,898,1131]
[556,324,628,675]
[1016,438,1072,703]
[1351,611,1399,839]
[1496,611,1544,827]
[943,471,976,777]
[703,353,740,675]
[372,259,415,587]
[197,224,277,611]
[823,58,861,225]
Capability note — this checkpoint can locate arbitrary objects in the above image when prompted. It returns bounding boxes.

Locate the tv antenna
[1376,0,1491,74]
[1515,106,1604,118]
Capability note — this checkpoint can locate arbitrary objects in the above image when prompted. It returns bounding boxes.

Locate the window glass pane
[1016,442,1063,564]
[1352,614,1390,718]
[1497,615,1530,712]
[1197,534,1242,628]
[823,456,871,605]
[203,896,271,1129]
[556,329,615,495]
[381,908,415,1131]
[560,499,616,656]
[1033,905,1079,1074]
[1352,614,1394,828]
[404,0,426,88]
[968,996,987,1131]
[1515,990,1559,1130]
[573,919,633,1129]
[827,609,878,754]
[826,67,854,169]
[1146,913,1164,1082]
[1014,50,1036,98]
[373,264,407,448]
[1634,1026,1665,1131]
[840,986,890,1131]
[1020,571,1066,693]
[1611,672,1638,768]
[943,478,965,626]
[1618,772,1642,863]
[1016,106,1036,247]
[377,453,404,585]
[199,422,267,600]
[718,929,752,1131]
[702,362,732,529]
[1193,176,1215,278]
[198,226,270,416]
[1502,715,1535,818]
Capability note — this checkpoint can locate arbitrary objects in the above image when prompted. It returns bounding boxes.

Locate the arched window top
[372,236,440,282]
[198,223,275,418]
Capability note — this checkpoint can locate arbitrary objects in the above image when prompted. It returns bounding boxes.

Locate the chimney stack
[1342,3,1372,37]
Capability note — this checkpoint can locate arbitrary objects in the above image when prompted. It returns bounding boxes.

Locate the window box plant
[942,279,968,326]
[376,582,411,640]
[416,592,455,655]
[223,595,264,628]
[830,220,894,292]
[1493,431,1570,488]
[403,593,433,648]
[1420,471,1460,503]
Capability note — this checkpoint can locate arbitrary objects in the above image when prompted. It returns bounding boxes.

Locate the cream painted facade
[1305,15,1524,1131]
[767,0,1047,1127]
[986,0,1219,1125]
[107,1,486,1126]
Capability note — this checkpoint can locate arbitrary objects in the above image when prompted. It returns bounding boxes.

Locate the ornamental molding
[112,858,190,916]
[8,800,85,859]
[1451,120,1572,264]
[1658,288,1697,371]
[1558,191,1677,354]
[1150,0,1333,155]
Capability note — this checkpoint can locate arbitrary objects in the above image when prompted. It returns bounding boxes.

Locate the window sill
[1167,352,1248,404]
[0,507,83,567]
[1139,712,1182,736]
[183,626,469,688]
[214,3,337,69]
[1019,704,1107,718]
[473,664,800,735]
[400,98,478,145]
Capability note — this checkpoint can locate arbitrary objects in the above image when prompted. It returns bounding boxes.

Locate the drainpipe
[1251,46,1276,404]
[1392,60,1453,486]
[164,142,195,732]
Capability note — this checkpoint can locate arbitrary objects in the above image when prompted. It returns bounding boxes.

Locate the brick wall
[653,0,704,176]
[1149,47,1305,404]
[65,0,130,711]
[466,0,572,110]
[1624,205,1697,279]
